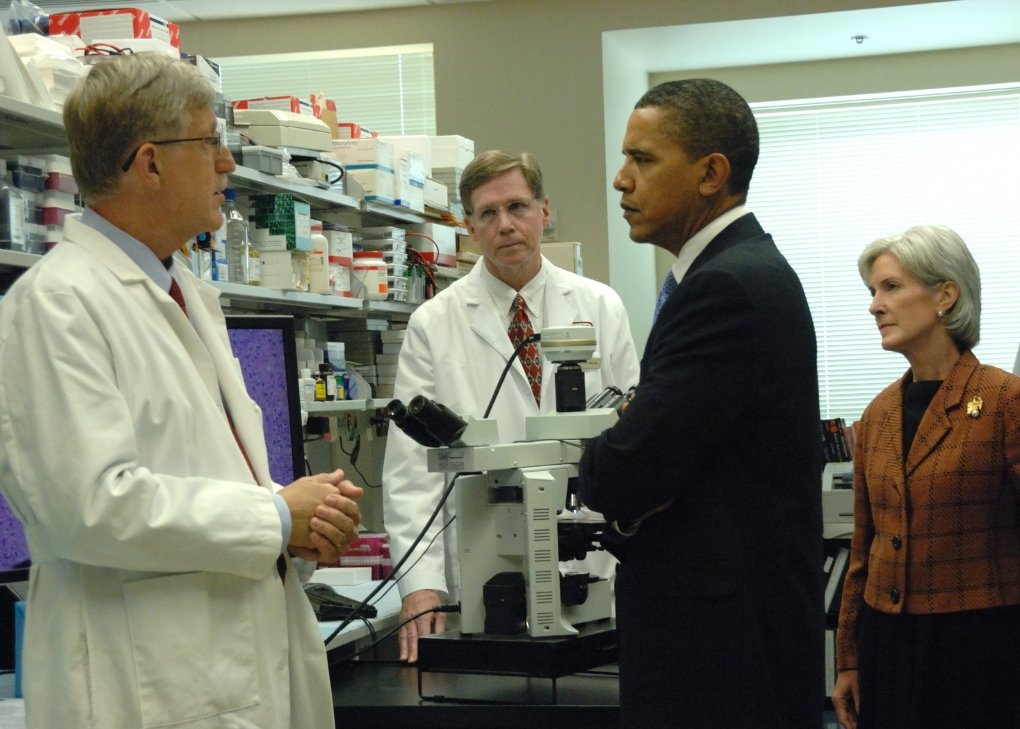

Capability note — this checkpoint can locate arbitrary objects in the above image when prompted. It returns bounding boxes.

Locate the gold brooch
[966,396,983,418]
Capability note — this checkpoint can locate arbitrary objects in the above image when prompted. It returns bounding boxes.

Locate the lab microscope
[385,324,626,687]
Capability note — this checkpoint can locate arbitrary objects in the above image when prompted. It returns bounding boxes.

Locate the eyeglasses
[120,136,225,172]
[469,198,542,228]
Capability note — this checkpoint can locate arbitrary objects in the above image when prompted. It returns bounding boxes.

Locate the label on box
[235,96,314,116]
[50,9,180,48]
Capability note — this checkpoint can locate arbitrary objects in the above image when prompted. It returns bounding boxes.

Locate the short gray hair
[63,53,214,204]
[858,224,981,351]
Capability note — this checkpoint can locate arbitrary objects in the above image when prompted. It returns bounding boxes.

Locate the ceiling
[2,0,495,22]
[5,0,1020,67]
[609,0,1020,72]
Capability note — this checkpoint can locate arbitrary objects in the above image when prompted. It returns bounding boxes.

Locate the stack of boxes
[429,134,475,221]
[375,329,405,398]
[323,319,407,399]
[1,154,79,255]
[361,226,408,302]
[322,222,354,297]
[249,193,312,291]
[338,533,391,579]
[49,7,182,59]
[331,138,396,206]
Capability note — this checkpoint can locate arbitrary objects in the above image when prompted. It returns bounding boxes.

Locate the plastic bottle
[246,214,262,286]
[352,251,388,300]
[223,189,254,284]
[298,368,316,405]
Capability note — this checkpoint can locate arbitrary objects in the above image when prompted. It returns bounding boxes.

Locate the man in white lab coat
[383,150,640,662]
[0,53,362,729]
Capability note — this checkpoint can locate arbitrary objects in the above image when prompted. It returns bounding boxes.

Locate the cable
[336,430,380,489]
[322,472,463,644]
[341,603,461,662]
[482,332,541,418]
[370,515,456,606]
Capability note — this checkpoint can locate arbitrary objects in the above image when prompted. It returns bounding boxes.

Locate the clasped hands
[279,468,363,564]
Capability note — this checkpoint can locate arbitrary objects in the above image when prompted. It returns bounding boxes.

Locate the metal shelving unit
[0,94,452,320]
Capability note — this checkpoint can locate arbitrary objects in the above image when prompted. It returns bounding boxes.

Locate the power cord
[370,515,456,606]
[336,429,381,489]
[482,332,540,418]
[322,472,463,645]
[343,603,461,662]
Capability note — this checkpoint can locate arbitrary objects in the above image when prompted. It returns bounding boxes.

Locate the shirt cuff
[273,493,292,551]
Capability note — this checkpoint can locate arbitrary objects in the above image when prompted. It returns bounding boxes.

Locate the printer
[822,461,854,539]
[232,109,333,153]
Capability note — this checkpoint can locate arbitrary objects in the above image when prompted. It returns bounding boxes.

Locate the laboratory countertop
[329,658,620,729]
[316,577,402,651]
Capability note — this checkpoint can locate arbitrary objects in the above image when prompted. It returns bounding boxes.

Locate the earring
[937,309,944,318]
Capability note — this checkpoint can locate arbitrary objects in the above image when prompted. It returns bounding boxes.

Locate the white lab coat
[382,257,640,600]
[0,216,333,729]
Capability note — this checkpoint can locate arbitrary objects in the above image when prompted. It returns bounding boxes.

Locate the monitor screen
[226,315,305,486]
[0,493,30,581]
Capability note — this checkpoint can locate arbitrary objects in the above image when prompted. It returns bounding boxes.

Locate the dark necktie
[168,277,188,317]
[169,276,285,579]
[652,270,678,325]
[508,294,541,406]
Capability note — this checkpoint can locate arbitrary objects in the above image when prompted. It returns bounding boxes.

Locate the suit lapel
[904,353,976,476]
[183,274,274,487]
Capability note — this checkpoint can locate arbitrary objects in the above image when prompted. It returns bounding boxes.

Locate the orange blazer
[836,351,1020,670]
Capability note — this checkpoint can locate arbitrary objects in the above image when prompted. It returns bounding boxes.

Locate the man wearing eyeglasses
[383,149,640,662]
[0,53,361,729]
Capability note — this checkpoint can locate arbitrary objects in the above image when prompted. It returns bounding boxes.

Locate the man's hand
[279,469,362,564]
[832,669,860,729]
[398,589,445,663]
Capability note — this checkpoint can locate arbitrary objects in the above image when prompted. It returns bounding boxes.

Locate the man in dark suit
[579,79,824,729]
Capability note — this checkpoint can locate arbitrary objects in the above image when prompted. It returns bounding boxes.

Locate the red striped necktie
[508,294,541,406]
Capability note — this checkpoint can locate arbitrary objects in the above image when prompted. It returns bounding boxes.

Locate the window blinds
[213,44,436,136]
[749,85,1020,420]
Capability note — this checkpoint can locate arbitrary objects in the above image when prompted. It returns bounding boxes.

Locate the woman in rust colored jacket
[832,225,1020,729]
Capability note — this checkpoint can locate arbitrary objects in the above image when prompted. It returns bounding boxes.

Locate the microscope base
[417,618,617,680]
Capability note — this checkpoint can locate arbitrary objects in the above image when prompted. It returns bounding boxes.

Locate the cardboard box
[234,96,314,117]
[394,154,425,212]
[408,222,457,266]
[339,533,388,579]
[542,241,583,275]
[185,54,222,93]
[49,8,180,49]
[430,134,475,169]
[424,178,448,211]
[345,166,395,205]
[310,93,339,138]
[336,122,378,139]
[379,134,432,177]
[331,138,394,169]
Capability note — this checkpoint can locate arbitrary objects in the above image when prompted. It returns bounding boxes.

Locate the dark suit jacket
[579,213,824,729]
[836,352,1020,670]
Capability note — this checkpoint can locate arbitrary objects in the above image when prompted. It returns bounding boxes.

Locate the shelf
[304,398,393,416]
[0,95,66,155]
[0,249,44,270]
[213,280,364,317]
[363,299,417,317]
[228,166,361,212]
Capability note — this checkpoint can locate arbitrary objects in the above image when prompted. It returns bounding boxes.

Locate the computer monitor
[226,314,306,486]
